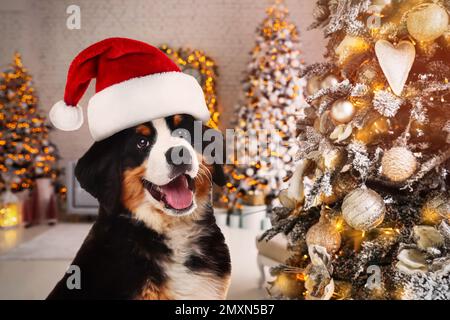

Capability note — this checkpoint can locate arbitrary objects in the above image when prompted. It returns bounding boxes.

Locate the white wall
[0,0,326,162]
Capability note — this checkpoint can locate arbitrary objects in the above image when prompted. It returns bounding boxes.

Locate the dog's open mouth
[143,174,195,211]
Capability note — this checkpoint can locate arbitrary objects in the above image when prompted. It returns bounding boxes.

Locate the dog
[47,114,231,299]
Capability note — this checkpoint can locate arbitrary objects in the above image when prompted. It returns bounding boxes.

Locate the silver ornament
[342,188,386,231]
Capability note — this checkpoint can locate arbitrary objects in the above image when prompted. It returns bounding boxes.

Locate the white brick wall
[0,0,326,162]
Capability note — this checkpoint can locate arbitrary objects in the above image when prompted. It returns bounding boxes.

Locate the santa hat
[49,37,210,141]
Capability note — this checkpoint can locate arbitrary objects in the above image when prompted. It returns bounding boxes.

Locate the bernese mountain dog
[47,114,231,300]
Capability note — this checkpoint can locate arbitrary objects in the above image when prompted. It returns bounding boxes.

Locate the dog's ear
[211,162,227,187]
[201,125,228,187]
[75,134,123,213]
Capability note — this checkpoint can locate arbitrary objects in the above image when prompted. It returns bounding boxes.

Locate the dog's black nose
[165,146,193,173]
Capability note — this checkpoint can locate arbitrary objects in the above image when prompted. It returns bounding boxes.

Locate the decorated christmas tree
[224,0,306,208]
[0,53,60,193]
[262,0,450,300]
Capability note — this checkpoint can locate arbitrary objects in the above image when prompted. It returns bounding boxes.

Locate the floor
[0,222,270,300]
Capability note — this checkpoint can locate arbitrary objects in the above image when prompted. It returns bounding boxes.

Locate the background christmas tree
[0,53,60,193]
[224,0,306,208]
[262,0,450,300]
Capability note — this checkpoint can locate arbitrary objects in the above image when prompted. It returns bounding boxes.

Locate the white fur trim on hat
[49,100,84,131]
[87,72,210,141]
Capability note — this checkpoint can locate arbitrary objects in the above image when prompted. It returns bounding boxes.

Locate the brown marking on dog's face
[122,164,147,212]
[173,114,183,127]
[136,124,152,136]
[194,164,213,206]
[138,282,172,300]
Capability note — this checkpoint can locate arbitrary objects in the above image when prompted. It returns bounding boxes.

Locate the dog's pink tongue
[161,175,193,210]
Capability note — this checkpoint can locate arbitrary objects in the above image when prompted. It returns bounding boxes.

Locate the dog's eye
[137,138,150,149]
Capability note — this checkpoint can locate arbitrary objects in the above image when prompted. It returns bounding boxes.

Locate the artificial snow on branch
[373,90,403,118]
[404,149,450,189]
[299,62,334,79]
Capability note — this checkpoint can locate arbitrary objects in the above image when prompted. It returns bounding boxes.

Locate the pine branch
[404,149,450,189]
[299,62,334,78]
[259,214,301,242]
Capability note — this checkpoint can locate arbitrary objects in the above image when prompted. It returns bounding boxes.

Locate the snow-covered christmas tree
[0,53,61,193]
[263,0,450,300]
[224,0,306,208]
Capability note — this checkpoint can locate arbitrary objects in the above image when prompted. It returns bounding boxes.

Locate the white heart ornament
[375,40,416,96]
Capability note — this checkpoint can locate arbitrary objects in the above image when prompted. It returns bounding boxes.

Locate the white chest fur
[163,221,229,300]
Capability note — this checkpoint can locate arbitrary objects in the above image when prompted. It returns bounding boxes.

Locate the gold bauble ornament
[320,74,339,90]
[342,188,386,231]
[406,3,449,42]
[335,35,370,66]
[330,99,356,124]
[306,76,322,96]
[421,193,450,225]
[306,216,342,254]
[381,147,417,182]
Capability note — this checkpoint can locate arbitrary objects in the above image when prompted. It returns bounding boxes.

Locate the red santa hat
[49,37,210,141]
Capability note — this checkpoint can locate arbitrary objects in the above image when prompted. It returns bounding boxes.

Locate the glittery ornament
[342,188,386,231]
[306,215,342,254]
[407,3,449,42]
[381,147,417,182]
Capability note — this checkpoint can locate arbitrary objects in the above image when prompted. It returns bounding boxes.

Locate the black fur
[47,212,171,299]
[47,116,230,300]
[184,205,231,278]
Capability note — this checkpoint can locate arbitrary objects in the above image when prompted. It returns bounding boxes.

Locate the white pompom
[49,100,84,131]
